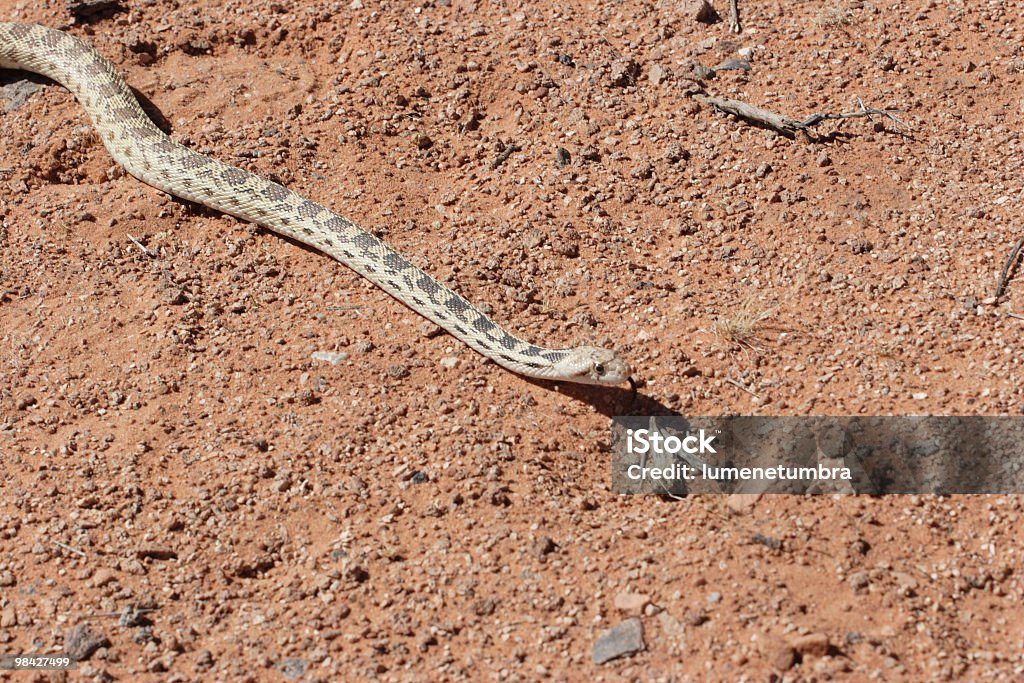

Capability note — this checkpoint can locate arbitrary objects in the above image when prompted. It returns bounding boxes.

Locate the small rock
[311,351,349,364]
[67,0,121,19]
[91,568,117,587]
[648,63,668,85]
[279,658,308,680]
[386,364,410,379]
[413,133,433,149]
[530,536,557,558]
[16,395,37,410]
[759,634,796,670]
[692,63,716,79]
[848,571,870,593]
[592,618,645,664]
[613,591,650,614]
[555,147,571,167]
[684,608,709,626]
[726,492,762,515]
[684,0,719,23]
[793,632,831,658]
[751,533,781,550]
[714,58,751,71]
[849,238,873,254]
[0,606,16,628]
[136,547,177,561]
[893,571,919,592]
[663,142,689,163]
[609,59,640,87]
[580,145,601,162]
[419,323,444,338]
[817,151,832,167]
[65,624,110,661]
[161,287,188,305]
[0,81,43,111]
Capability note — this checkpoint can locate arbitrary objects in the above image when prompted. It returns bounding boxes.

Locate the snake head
[557,346,633,386]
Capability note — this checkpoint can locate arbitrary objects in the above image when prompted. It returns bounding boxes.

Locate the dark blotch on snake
[417,275,441,296]
[220,167,249,186]
[353,233,378,251]
[297,200,321,218]
[384,252,411,271]
[472,317,496,333]
[262,183,289,201]
[446,297,470,314]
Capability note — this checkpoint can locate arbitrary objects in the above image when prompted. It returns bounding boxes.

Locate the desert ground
[1,0,1022,679]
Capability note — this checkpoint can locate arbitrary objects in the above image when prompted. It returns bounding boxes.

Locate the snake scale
[0,22,632,386]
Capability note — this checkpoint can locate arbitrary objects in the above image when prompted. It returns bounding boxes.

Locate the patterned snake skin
[0,22,632,386]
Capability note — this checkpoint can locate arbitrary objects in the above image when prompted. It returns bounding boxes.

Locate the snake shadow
[1,69,174,133]
[522,376,681,419]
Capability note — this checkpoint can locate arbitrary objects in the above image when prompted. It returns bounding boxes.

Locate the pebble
[311,351,349,364]
[648,63,667,85]
[592,618,645,664]
[759,634,796,670]
[726,492,762,515]
[714,58,751,71]
[65,624,110,661]
[848,571,870,593]
[278,658,308,679]
[530,536,557,558]
[692,63,716,79]
[793,632,831,658]
[609,59,640,87]
[613,591,650,614]
[387,364,410,379]
[684,0,718,23]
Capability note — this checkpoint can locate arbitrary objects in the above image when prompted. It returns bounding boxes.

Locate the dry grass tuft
[711,300,777,352]
[816,5,853,28]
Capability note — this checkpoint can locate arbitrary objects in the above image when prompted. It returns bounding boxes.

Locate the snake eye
[595,363,606,376]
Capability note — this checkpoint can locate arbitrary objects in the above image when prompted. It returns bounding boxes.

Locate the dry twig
[994,237,1024,298]
[126,233,155,258]
[694,93,905,138]
[53,540,86,556]
[490,143,520,170]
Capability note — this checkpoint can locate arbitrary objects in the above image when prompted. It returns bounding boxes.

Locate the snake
[0,22,633,387]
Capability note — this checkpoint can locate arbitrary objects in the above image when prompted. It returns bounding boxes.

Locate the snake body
[0,22,631,386]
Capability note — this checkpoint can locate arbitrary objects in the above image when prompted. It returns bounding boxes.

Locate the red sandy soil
[1,0,1022,680]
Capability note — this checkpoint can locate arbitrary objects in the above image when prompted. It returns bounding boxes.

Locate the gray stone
[65,624,110,661]
[592,618,645,664]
